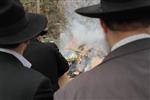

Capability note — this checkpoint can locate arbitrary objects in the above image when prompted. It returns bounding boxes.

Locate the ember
[63,44,104,78]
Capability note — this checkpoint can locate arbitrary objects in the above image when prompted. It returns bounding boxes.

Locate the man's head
[0,0,47,54]
[76,0,150,47]
[100,8,150,47]
[36,28,48,42]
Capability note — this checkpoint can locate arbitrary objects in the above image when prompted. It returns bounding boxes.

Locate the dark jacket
[24,39,69,92]
[0,52,53,100]
[55,38,150,100]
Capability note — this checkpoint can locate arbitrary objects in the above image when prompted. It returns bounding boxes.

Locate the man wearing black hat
[24,29,69,92]
[0,0,53,100]
[54,0,150,100]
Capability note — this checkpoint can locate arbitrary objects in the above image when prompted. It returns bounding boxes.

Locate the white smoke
[59,0,110,57]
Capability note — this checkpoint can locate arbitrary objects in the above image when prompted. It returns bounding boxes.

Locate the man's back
[0,52,53,100]
[24,39,69,91]
[55,39,150,100]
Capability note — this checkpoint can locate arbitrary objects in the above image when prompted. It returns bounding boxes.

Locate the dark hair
[101,7,150,32]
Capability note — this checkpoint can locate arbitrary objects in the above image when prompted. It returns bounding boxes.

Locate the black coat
[55,38,150,100]
[0,52,53,100]
[24,39,69,92]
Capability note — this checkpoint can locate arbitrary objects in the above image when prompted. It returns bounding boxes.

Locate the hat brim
[76,3,150,18]
[0,13,47,45]
[76,4,102,18]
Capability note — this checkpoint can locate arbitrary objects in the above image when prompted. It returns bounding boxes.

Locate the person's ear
[100,19,109,33]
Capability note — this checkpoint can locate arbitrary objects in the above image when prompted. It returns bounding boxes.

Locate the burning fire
[63,43,104,78]
[59,0,107,78]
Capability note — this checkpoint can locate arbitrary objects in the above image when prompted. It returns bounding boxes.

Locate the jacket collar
[101,38,150,64]
[0,49,31,68]
[0,52,23,66]
[111,34,150,51]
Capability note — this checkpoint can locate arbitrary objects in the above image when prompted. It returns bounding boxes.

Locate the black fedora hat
[0,0,47,45]
[76,0,150,18]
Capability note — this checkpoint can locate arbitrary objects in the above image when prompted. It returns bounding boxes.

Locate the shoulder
[23,66,49,77]
[19,66,50,83]
[38,42,59,52]
[27,42,57,54]
[43,42,59,52]
[54,59,130,99]
[0,62,53,99]
[54,64,105,99]
[48,42,59,50]
[22,68,54,99]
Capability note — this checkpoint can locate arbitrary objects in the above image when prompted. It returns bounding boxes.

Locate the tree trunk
[36,0,40,13]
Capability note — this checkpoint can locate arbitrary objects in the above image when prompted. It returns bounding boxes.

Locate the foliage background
[20,0,67,40]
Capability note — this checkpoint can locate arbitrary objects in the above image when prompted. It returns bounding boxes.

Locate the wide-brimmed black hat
[0,0,47,45]
[76,0,150,18]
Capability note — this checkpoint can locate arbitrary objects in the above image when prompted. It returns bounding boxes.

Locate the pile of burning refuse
[63,44,104,78]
